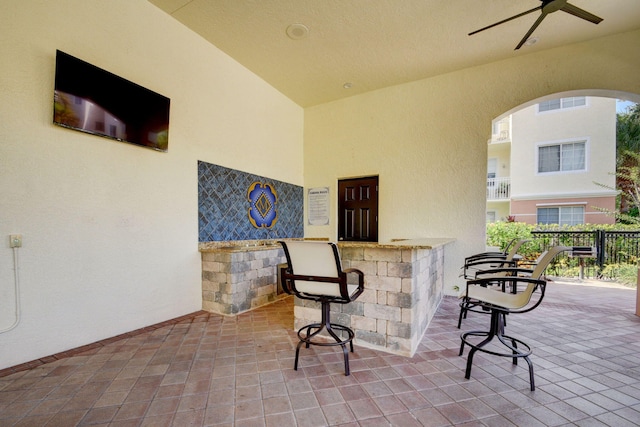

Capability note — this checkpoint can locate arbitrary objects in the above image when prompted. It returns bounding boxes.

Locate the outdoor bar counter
[199,237,454,357]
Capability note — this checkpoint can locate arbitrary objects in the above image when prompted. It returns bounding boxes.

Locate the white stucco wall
[486,202,511,223]
[511,97,616,198]
[487,137,512,222]
[0,0,303,370]
[303,30,640,292]
[488,143,512,181]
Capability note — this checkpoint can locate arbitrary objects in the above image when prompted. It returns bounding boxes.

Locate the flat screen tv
[53,50,170,152]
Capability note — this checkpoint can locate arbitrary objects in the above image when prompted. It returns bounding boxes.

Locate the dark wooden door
[338,176,378,242]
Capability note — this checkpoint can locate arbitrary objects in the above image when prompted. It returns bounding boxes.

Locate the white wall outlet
[9,234,22,248]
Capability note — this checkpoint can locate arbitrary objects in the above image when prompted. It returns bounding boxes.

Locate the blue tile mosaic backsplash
[198,161,304,242]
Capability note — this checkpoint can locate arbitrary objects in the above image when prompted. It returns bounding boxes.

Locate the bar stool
[279,241,364,376]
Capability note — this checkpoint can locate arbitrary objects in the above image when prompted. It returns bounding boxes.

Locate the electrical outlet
[9,234,22,248]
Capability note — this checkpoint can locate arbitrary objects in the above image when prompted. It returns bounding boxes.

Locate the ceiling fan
[469,0,603,50]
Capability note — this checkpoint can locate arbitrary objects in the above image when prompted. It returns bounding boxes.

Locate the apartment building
[487,96,618,225]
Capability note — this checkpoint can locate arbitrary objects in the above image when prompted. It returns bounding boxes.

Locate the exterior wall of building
[486,117,512,222]
[487,142,511,182]
[511,97,616,199]
[511,196,616,225]
[486,201,511,223]
[487,97,618,224]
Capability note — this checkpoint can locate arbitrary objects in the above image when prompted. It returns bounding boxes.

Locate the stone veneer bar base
[199,238,453,356]
[201,243,287,315]
[295,239,453,357]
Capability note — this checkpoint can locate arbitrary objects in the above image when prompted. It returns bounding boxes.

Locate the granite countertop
[337,238,455,250]
[199,241,282,252]
[199,237,454,252]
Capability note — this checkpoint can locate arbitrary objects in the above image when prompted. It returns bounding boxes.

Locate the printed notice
[308,187,330,225]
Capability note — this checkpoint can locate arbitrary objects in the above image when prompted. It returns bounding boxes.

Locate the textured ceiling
[148,0,640,107]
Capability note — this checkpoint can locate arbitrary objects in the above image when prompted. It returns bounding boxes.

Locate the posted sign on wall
[308,187,329,225]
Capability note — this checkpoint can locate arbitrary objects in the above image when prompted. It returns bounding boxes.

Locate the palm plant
[592,103,640,223]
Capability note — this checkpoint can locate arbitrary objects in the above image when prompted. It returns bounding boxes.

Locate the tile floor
[1,280,639,426]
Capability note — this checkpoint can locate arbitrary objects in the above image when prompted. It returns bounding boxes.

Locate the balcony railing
[487,130,511,144]
[487,177,510,200]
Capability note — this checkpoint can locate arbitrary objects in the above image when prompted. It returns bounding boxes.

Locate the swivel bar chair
[279,241,364,376]
[457,245,567,328]
[459,246,569,390]
[459,275,547,391]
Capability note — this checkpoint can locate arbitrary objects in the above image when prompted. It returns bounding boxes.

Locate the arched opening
[487,90,639,225]
[485,89,640,283]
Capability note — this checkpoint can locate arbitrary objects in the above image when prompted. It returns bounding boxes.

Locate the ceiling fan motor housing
[542,0,569,14]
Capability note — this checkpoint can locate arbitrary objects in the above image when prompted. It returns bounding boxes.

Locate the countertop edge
[199,238,455,253]
[338,238,455,250]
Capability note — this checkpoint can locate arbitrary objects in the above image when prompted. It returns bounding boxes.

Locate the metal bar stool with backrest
[460,239,530,280]
[279,241,365,376]
[465,238,518,261]
[457,245,566,328]
[458,246,570,391]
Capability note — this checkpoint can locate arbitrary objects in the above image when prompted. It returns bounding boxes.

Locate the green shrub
[486,221,640,285]
[485,222,544,260]
[486,222,534,251]
[600,263,638,286]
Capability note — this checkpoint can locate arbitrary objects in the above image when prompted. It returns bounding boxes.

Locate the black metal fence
[530,230,640,278]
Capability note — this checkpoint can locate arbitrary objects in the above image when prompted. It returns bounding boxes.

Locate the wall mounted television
[53,50,170,152]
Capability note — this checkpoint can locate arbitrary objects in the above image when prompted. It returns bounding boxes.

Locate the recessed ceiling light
[343,83,353,89]
[524,36,539,46]
[286,23,309,40]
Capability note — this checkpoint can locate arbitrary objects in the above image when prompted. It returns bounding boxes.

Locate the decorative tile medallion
[247,182,277,228]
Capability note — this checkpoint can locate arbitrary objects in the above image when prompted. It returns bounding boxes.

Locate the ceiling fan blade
[469,5,541,36]
[561,2,603,24]
[515,12,548,50]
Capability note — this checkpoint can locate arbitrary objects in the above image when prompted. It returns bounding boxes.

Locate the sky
[617,99,637,113]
